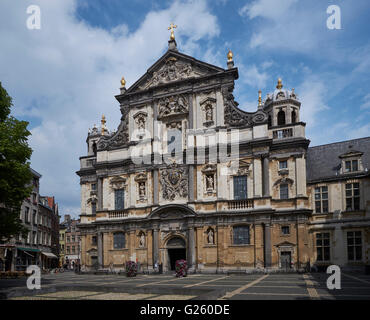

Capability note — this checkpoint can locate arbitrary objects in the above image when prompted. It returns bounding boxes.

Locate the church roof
[306,137,370,182]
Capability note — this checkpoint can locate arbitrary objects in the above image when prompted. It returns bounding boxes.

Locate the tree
[0,82,33,242]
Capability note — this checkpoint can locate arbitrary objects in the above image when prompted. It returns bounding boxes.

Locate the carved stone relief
[160,164,188,200]
[139,57,202,90]
[157,94,189,120]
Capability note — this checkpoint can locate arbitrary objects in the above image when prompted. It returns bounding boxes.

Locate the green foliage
[0,82,33,242]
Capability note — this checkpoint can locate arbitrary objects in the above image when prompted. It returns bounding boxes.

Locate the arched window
[113,232,125,249]
[291,110,297,123]
[92,141,97,156]
[277,110,286,126]
[233,225,250,245]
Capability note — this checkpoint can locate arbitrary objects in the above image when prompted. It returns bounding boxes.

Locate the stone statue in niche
[205,105,213,122]
[139,182,146,198]
[139,233,145,247]
[138,118,145,130]
[207,229,214,244]
[206,174,214,190]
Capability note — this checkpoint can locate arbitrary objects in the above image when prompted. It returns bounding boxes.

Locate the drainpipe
[216,225,219,274]
[296,218,300,271]
[253,224,256,269]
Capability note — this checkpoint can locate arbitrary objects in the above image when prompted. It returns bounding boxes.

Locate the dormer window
[345,160,358,172]
[339,149,363,174]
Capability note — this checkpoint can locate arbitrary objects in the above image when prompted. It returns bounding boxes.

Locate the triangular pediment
[339,150,363,159]
[126,50,225,94]
[275,241,296,247]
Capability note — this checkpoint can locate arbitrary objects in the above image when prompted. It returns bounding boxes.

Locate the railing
[273,128,293,140]
[227,199,254,210]
[108,211,128,219]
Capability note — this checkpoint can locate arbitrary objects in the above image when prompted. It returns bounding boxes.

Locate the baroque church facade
[77,33,370,273]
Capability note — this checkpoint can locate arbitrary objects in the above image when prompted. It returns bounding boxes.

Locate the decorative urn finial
[101,114,106,135]
[258,90,262,107]
[276,78,283,90]
[227,49,234,69]
[227,49,233,62]
[120,77,126,88]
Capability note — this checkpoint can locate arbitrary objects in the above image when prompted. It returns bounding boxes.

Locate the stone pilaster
[188,227,196,270]
[189,166,194,202]
[263,157,270,197]
[98,231,103,269]
[153,228,159,266]
[97,178,103,210]
[153,170,159,205]
[264,223,272,268]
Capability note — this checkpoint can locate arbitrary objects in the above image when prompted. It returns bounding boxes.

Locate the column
[263,157,270,197]
[97,178,103,210]
[188,166,194,202]
[152,228,159,265]
[188,227,196,269]
[98,231,103,269]
[153,170,159,205]
[264,223,272,268]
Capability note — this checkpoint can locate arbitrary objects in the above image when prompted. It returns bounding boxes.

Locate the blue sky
[0,0,369,218]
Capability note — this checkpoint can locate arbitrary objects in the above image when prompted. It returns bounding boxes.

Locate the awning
[41,252,58,259]
[17,247,40,253]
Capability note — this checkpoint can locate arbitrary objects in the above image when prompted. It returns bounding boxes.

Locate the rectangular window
[233,226,250,245]
[72,246,75,254]
[92,202,97,215]
[72,236,75,242]
[315,186,329,213]
[113,233,125,249]
[280,184,289,199]
[345,183,360,211]
[92,236,97,245]
[347,231,362,261]
[233,176,247,200]
[282,226,290,235]
[115,189,125,210]
[316,233,330,261]
[279,160,288,169]
[33,210,37,225]
[91,183,97,191]
[24,207,30,223]
[167,128,182,155]
[345,160,359,172]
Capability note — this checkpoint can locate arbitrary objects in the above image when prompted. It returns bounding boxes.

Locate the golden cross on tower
[168,22,177,40]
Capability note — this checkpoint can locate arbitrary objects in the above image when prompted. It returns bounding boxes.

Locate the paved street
[1,272,370,300]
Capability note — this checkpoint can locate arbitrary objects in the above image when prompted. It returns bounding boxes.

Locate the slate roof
[306,137,370,182]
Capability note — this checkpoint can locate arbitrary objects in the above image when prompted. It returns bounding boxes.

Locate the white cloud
[360,93,370,110]
[0,0,220,217]
[239,0,297,20]
[239,64,269,89]
[298,77,330,126]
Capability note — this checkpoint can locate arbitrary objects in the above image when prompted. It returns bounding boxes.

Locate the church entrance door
[166,237,186,271]
[168,248,186,270]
